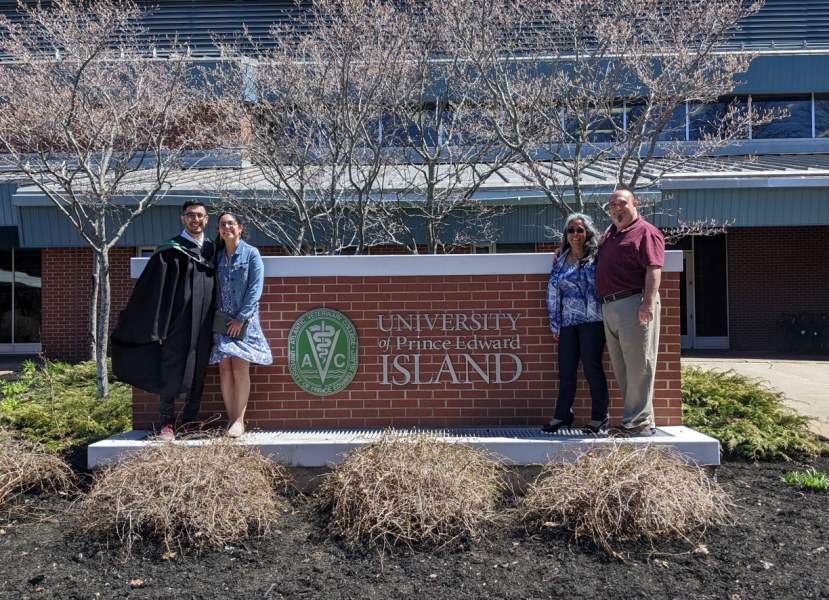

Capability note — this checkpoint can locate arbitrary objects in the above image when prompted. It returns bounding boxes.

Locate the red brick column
[132,253,683,431]
[41,248,135,361]
[727,227,829,352]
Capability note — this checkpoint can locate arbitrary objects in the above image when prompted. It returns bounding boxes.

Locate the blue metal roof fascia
[0,183,19,226]
[655,186,829,228]
[0,182,21,248]
[733,52,829,94]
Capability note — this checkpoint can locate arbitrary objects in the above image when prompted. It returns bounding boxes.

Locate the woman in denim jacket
[209,211,272,437]
[542,213,610,435]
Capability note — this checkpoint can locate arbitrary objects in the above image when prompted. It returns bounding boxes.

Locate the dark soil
[1,455,828,600]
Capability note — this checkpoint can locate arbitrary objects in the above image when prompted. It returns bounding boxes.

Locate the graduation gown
[111,236,216,400]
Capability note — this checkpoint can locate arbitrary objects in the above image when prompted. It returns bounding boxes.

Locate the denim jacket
[216,240,264,322]
[546,249,603,336]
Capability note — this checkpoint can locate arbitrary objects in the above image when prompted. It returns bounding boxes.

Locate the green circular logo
[288,308,359,396]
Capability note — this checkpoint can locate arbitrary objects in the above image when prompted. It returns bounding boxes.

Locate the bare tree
[442,0,777,231]
[0,0,212,396]
[372,0,516,254]
[216,0,422,254]
[217,0,518,255]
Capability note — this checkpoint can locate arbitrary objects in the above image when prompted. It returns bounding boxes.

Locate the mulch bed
[1,454,827,599]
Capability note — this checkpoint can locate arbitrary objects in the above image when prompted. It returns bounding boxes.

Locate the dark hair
[560,213,600,267]
[182,199,206,214]
[214,211,248,253]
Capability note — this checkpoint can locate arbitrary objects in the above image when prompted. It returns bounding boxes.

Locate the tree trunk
[88,253,99,362]
[95,248,111,398]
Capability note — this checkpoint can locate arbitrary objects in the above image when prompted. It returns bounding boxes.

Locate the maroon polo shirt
[596,217,665,298]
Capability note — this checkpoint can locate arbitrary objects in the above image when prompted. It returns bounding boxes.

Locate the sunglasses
[566,227,586,234]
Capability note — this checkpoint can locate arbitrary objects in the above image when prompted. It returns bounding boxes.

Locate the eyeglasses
[184,212,207,220]
[566,227,586,234]
[219,221,238,228]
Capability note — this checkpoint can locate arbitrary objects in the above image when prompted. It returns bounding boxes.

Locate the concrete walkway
[0,354,34,377]
[682,352,829,439]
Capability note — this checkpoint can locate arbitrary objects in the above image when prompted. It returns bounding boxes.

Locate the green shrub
[681,367,826,460]
[781,468,829,491]
[0,359,131,453]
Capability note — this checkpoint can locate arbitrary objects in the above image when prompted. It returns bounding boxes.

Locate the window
[0,249,41,345]
[653,104,688,141]
[751,95,812,139]
[495,243,536,253]
[379,107,446,148]
[688,97,749,141]
[815,94,829,138]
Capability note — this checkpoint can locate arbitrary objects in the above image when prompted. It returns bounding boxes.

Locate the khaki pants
[602,293,660,428]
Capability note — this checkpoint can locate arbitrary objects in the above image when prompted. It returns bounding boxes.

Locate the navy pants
[555,321,610,422]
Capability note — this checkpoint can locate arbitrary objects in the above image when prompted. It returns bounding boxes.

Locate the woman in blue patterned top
[542,213,610,434]
[209,212,273,438]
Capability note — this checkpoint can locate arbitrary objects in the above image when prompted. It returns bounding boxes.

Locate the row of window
[357,94,829,146]
[655,95,828,142]
[530,94,829,143]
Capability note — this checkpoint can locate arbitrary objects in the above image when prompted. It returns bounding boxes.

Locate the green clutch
[213,310,249,339]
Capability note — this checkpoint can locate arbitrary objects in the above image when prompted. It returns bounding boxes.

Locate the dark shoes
[541,416,574,433]
[583,418,610,435]
[611,424,655,437]
[541,418,653,437]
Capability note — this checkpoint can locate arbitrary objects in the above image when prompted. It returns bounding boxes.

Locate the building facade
[1,0,828,358]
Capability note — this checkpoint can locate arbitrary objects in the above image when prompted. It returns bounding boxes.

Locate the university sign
[288,308,525,394]
[288,308,359,396]
[377,312,524,385]
[129,253,684,433]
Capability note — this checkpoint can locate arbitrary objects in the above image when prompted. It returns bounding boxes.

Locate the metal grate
[241,426,671,442]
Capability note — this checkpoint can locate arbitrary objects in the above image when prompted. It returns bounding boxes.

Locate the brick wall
[41,248,134,361]
[128,254,683,431]
[728,227,829,352]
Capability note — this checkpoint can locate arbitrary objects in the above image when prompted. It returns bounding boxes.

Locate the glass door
[0,248,42,354]
[679,236,729,349]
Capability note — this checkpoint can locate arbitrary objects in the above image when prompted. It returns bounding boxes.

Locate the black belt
[601,288,643,304]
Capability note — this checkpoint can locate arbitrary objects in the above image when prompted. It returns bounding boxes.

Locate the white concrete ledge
[88,425,719,469]
[131,250,683,278]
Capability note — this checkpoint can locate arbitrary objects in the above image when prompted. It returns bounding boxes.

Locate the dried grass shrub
[520,443,734,557]
[78,440,291,553]
[317,431,507,550]
[0,429,76,508]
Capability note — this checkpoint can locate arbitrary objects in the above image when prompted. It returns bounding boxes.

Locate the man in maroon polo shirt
[595,187,665,435]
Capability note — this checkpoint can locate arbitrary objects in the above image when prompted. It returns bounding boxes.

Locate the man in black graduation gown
[111,199,216,440]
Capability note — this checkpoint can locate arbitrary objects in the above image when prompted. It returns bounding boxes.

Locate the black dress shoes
[541,416,574,433]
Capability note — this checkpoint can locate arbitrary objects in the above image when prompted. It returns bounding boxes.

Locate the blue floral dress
[209,251,273,366]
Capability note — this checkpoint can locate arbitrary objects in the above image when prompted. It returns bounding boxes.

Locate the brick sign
[130,253,683,431]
